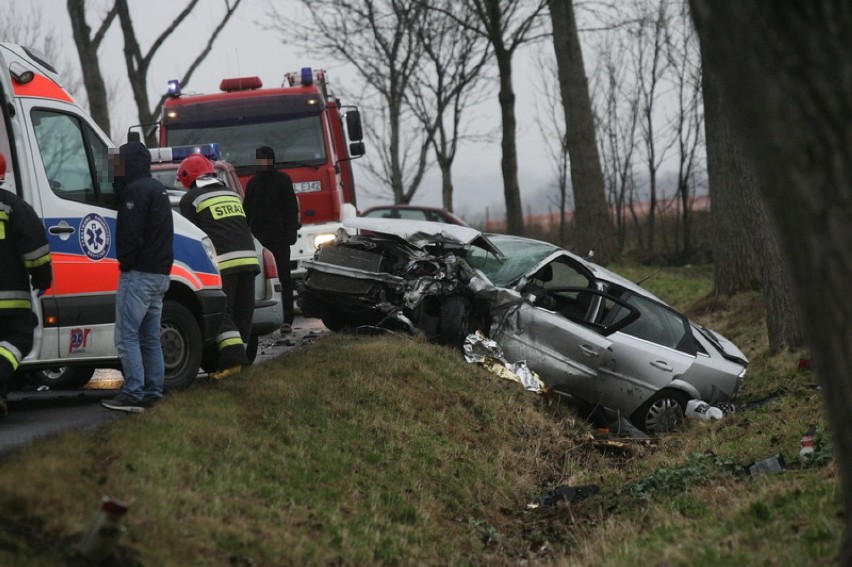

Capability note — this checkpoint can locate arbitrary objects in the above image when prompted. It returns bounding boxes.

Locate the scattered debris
[685,399,724,421]
[75,497,128,563]
[749,454,786,479]
[799,425,817,459]
[608,416,649,439]
[528,484,600,509]
[463,332,547,394]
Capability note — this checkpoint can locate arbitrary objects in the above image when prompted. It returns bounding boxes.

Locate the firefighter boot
[210,365,242,380]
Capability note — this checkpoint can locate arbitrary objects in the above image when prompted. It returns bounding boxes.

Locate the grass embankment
[0,263,841,566]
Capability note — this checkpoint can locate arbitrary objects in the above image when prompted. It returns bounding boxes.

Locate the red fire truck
[159,68,364,277]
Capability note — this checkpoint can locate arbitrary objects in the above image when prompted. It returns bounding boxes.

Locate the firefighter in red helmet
[177,154,259,379]
[0,151,52,416]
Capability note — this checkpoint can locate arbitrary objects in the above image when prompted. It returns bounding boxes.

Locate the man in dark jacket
[177,154,259,379]
[0,152,52,418]
[243,146,300,333]
[102,141,174,413]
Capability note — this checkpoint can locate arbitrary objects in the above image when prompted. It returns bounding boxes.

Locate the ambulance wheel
[29,365,96,390]
[161,301,202,390]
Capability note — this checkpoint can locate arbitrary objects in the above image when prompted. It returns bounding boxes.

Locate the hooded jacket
[0,188,52,313]
[115,141,174,274]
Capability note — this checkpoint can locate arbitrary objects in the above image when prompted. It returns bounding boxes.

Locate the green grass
[0,263,840,565]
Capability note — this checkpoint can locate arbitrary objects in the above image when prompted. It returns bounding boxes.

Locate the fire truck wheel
[29,366,96,390]
[161,300,203,390]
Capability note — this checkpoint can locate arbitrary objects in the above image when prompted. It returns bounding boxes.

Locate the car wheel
[631,389,689,434]
[161,300,202,390]
[29,366,95,390]
[440,296,473,347]
[321,308,348,332]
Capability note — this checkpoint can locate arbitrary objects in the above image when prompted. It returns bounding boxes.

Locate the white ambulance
[0,43,227,390]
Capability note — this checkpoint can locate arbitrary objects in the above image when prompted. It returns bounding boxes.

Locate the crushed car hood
[344,218,504,258]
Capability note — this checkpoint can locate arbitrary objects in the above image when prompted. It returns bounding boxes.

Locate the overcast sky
[21,0,563,221]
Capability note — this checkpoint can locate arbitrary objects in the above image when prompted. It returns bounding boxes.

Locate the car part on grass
[529,484,600,509]
[463,331,547,394]
[749,454,786,479]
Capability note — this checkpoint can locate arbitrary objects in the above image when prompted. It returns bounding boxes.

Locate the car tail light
[262,248,279,279]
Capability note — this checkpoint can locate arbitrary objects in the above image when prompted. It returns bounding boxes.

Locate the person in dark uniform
[0,152,52,417]
[177,154,259,379]
[243,146,300,334]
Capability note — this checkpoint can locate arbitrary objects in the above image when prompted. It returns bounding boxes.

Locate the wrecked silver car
[298,218,748,433]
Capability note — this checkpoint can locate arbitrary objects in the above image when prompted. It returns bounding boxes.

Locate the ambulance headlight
[313,233,336,249]
[202,236,218,267]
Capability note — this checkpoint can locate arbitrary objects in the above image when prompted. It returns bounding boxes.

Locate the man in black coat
[102,141,174,413]
[243,146,300,333]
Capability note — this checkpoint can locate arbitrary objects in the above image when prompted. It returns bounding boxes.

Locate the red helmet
[176,154,215,189]
[0,152,6,180]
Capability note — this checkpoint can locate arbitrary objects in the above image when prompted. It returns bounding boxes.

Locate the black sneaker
[101,393,145,413]
[141,395,163,408]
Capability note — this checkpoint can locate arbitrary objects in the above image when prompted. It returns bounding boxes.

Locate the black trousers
[0,311,37,397]
[218,271,256,369]
[267,243,294,325]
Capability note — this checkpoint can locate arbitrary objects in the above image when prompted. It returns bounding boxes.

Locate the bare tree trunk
[67,0,118,138]
[549,0,615,261]
[701,65,759,294]
[493,36,524,235]
[691,0,851,559]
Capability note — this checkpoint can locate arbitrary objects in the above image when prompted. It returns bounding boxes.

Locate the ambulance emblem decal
[79,213,111,261]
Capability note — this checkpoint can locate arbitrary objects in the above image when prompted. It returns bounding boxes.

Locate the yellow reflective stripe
[0,299,32,309]
[0,211,8,220]
[218,257,260,271]
[0,347,19,370]
[196,195,243,213]
[217,337,244,350]
[24,253,51,268]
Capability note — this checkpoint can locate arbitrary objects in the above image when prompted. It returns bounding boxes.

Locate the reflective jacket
[179,177,260,276]
[0,187,52,313]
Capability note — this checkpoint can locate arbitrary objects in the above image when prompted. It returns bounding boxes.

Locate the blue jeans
[115,271,170,400]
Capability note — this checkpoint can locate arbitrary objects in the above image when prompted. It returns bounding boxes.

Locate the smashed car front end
[299,220,495,340]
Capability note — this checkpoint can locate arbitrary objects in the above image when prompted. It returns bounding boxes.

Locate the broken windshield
[466,234,560,287]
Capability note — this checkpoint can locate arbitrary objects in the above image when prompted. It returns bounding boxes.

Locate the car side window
[31,109,115,207]
[617,294,695,354]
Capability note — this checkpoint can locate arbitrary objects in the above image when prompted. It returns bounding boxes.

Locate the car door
[492,256,638,401]
[597,292,698,415]
[23,101,119,361]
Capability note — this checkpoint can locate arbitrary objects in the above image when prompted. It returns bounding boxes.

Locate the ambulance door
[21,98,119,361]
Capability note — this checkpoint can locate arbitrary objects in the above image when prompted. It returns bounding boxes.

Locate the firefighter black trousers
[0,311,37,397]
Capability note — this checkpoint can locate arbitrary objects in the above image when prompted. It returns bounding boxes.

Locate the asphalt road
[0,316,328,455]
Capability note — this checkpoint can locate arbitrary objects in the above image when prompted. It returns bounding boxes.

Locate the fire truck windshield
[166,114,327,170]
